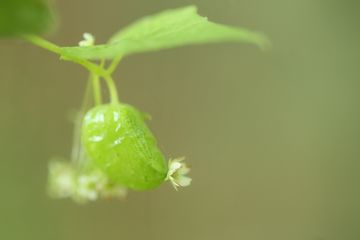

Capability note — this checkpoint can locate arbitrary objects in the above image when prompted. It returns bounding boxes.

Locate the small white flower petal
[177,176,192,187]
[177,164,190,175]
[167,161,182,176]
[78,32,95,47]
[169,177,180,191]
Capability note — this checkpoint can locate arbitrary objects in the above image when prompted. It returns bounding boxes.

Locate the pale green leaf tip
[177,5,270,50]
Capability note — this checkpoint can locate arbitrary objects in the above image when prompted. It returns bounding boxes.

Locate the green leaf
[60,6,269,60]
[0,0,53,37]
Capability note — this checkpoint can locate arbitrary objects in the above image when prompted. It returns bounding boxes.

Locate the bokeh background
[1,0,360,239]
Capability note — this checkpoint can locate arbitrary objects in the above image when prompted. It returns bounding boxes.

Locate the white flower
[48,160,128,203]
[78,33,95,47]
[48,160,76,198]
[55,173,74,196]
[74,171,127,202]
[166,157,192,190]
[77,176,98,201]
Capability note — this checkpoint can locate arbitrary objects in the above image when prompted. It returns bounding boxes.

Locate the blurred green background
[1,0,360,239]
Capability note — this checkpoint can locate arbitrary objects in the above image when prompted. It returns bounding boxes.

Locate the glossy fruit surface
[82,103,167,190]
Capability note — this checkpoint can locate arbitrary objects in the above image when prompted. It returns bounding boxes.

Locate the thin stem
[100,59,106,67]
[23,35,62,54]
[60,56,108,77]
[23,35,109,77]
[70,112,82,163]
[107,56,122,75]
[104,75,119,104]
[24,35,120,105]
[71,79,92,164]
[91,74,102,105]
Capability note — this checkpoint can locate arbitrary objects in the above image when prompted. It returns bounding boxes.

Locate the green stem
[23,35,109,77]
[23,35,62,54]
[107,56,122,75]
[91,74,102,105]
[23,35,121,105]
[71,79,92,164]
[104,75,119,104]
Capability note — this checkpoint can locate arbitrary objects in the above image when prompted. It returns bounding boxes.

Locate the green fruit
[81,103,168,190]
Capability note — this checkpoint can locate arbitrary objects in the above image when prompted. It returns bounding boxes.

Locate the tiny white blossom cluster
[78,33,95,47]
[48,160,127,203]
[166,157,192,190]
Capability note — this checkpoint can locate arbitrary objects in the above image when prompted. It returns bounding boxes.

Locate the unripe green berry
[81,103,168,190]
